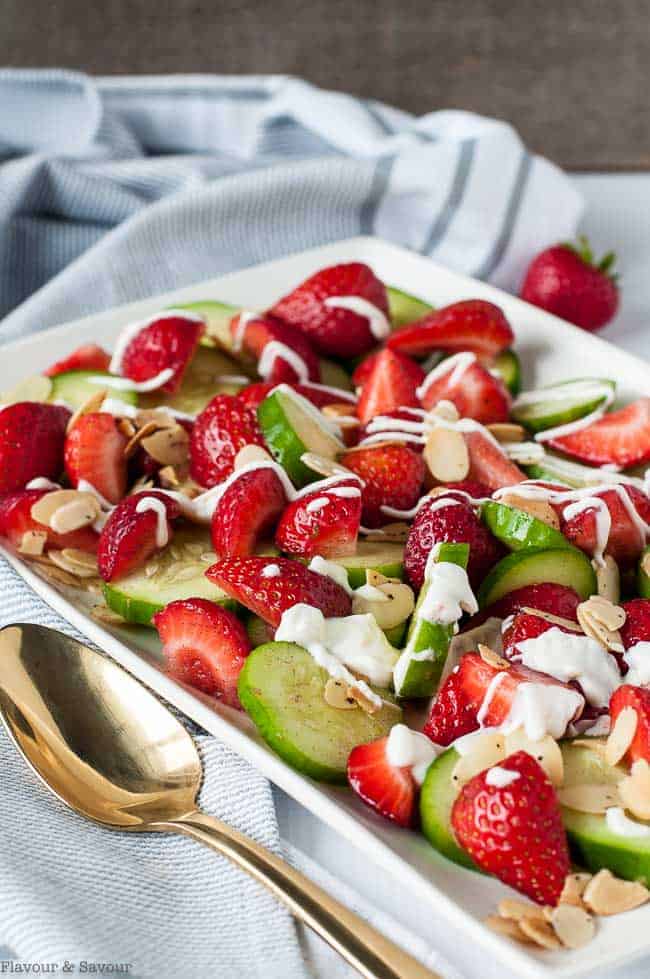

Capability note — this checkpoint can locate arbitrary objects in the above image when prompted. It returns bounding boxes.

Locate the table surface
[275,172,650,979]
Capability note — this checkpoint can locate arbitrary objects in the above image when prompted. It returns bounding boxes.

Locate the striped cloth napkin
[0,68,582,979]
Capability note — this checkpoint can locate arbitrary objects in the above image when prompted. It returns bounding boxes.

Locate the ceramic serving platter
[2,236,649,979]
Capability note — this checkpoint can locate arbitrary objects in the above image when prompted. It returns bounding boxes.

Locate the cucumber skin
[103,583,236,626]
[481,501,572,552]
[564,811,650,885]
[344,561,404,589]
[638,547,650,599]
[492,349,521,396]
[420,748,478,871]
[257,392,318,488]
[50,370,138,409]
[512,378,616,435]
[478,547,597,608]
[386,286,433,328]
[173,300,239,349]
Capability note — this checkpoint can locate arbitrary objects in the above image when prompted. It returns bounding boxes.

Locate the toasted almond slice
[352,581,415,630]
[498,492,560,530]
[234,444,273,469]
[134,409,177,430]
[429,400,460,423]
[619,759,650,820]
[91,604,126,626]
[577,602,624,653]
[18,530,47,556]
[48,549,97,579]
[348,685,380,714]
[299,452,353,478]
[35,563,82,588]
[30,490,98,529]
[550,904,595,949]
[498,899,548,923]
[60,548,99,574]
[504,729,564,787]
[559,872,592,909]
[141,425,189,466]
[478,643,510,670]
[583,595,627,632]
[520,606,583,632]
[360,522,410,543]
[51,498,101,535]
[451,732,506,786]
[424,426,470,482]
[606,706,638,766]
[0,374,52,405]
[123,420,162,459]
[484,915,533,944]
[518,917,561,950]
[117,417,137,439]
[323,678,358,710]
[557,783,622,814]
[66,388,108,434]
[583,869,650,915]
[158,465,180,488]
[642,550,650,579]
[322,403,360,428]
[595,555,620,605]
[486,422,526,443]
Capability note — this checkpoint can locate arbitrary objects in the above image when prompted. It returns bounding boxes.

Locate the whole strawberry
[520,236,619,332]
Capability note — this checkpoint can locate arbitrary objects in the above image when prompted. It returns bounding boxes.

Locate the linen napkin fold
[0,69,584,979]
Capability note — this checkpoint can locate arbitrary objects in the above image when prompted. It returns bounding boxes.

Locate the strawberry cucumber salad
[3,262,650,951]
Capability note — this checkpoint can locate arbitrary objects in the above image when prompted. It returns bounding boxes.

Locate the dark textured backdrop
[3,0,648,169]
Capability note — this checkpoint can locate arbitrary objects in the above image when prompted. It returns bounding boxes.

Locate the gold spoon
[0,623,438,979]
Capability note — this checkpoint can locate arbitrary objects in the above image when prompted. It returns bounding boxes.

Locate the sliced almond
[559,872,592,909]
[366,569,399,587]
[451,732,506,786]
[478,643,510,670]
[606,706,638,766]
[557,783,622,814]
[123,419,163,459]
[323,678,358,710]
[30,490,99,529]
[583,868,650,915]
[91,604,126,626]
[141,425,189,466]
[619,759,650,820]
[50,498,101,535]
[360,522,410,543]
[520,606,583,632]
[299,452,353,479]
[595,555,620,604]
[348,684,380,715]
[34,563,82,588]
[352,581,415,630]
[117,417,137,439]
[498,492,560,530]
[18,530,47,556]
[550,904,595,949]
[498,899,548,923]
[134,409,177,430]
[518,917,561,950]
[234,444,273,469]
[484,915,532,944]
[504,729,564,787]
[158,465,180,488]
[486,422,526,443]
[423,426,470,482]
[47,550,94,579]
[66,388,108,433]
[642,550,650,579]
[428,400,460,423]
[0,374,52,405]
[577,601,624,653]
[322,403,360,428]
[582,594,627,632]
[60,548,99,574]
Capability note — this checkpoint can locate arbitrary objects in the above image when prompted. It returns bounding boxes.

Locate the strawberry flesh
[462,583,582,632]
[548,398,650,468]
[120,314,205,394]
[211,467,288,558]
[388,300,514,362]
[620,598,650,649]
[341,444,425,528]
[610,684,650,765]
[44,343,111,376]
[97,491,180,582]
[275,479,361,558]
[347,737,416,827]
[464,428,525,491]
[0,489,98,553]
[230,313,320,384]
[560,485,650,567]
[190,394,265,488]
[355,349,424,424]
[65,412,129,505]
[0,402,70,494]
[419,359,511,425]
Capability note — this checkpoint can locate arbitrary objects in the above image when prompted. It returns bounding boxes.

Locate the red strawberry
[154,598,250,708]
[229,313,320,384]
[119,313,205,394]
[211,467,288,558]
[502,611,570,656]
[190,394,264,488]
[547,399,650,468]
[0,489,98,554]
[97,491,180,582]
[405,495,503,590]
[560,486,650,566]
[388,300,514,363]
[620,599,650,649]
[353,348,425,393]
[0,402,70,494]
[275,478,362,558]
[271,262,390,359]
[520,238,619,333]
[206,556,352,627]
[357,407,427,451]
[418,356,511,424]
[341,444,425,528]
[64,413,128,505]
[451,751,571,905]
[237,381,355,412]
[610,685,650,765]
[355,349,424,425]
[423,667,482,746]
[44,343,111,377]
[347,737,416,827]
[462,583,581,632]
[436,479,492,500]
[464,428,525,491]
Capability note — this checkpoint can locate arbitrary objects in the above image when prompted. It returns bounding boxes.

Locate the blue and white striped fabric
[0,69,583,979]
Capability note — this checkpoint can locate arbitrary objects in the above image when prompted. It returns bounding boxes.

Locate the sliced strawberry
[462,583,582,632]
[340,444,425,528]
[206,556,352,627]
[501,611,578,660]
[356,349,424,425]
[275,478,362,558]
[404,495,504,590]
[211,467,288,557]
[418,356,511,424]
[357,407,427,451]
[0,489,98,554]
[154,598,250,708]
[229,313,320,384]
[423,667,481,745]
[620,599,650,649]
[451,751,570,905]
[547,398,650,468]
[119,313,205,394]
[44,343,111,377]
[347,737,416,827]
[464,428,525,491]
[387,300,514,363]
[97,491,180,582]
[237,381,355,412]
[0,402,70,494]
[436,479,492,500]
[353,349,425,395]
[610,685,650,765]
[190,394,264,488]
[64,412,128,505]
[560,486,650,566]
[271,262,390,359]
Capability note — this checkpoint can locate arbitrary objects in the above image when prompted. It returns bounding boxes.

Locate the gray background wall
[3,0,649,169]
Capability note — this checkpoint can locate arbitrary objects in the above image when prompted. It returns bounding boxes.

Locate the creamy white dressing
[231,311,258,352]
[514,627,621,707]
[306,496,331,513]
[499,683,584,741]
[298,380,357,404]
[512,380,616,443]
[420,553,478,624]
[135,496,169,548]
[485,766,521,788]
[76,478,115,531]
[562,496,612,566]
[90,370,175,393]
[258,341,310,382]
[307,555,353,594]
[26,477,61,491]
[385,724,440,784]
[623,642,650,686]
[354,583,389,602]
[261,563,281,578]
[476,671,509,726]
[605,807,650,838]
[416,352,477,400]
[100,398,196,423]
[323,296,391,340]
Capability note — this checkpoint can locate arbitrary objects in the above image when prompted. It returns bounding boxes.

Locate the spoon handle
[164,809,439,979]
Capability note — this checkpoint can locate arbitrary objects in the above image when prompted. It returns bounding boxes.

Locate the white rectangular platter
[2,236,650,979]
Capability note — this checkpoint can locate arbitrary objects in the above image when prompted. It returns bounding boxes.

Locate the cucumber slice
[525,452,644,490]
[512,378,616,435]
[172,300,240,351]
[420,748,477,870]
[238,641,401,782]
[50,370,138,410]
[639,547,650,599]
[318,358,354,391]
[103,528,233,625]
[332,541,405,588]
[139,346,253,415]
[394,543,469,699]
[491,349,521,396]
[257,385,344,487]
[481,501,571,552]
[386,286,433,328]
[559,741,650,884]
[478,547,597,608]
